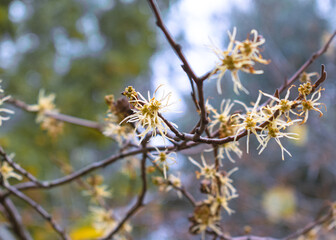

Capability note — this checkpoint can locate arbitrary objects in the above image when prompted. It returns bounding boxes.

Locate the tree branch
[2,184,69,240]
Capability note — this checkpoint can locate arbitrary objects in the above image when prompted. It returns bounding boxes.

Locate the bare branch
[147,0,199,82]
[2,184,69,240]
[6,97,102,130]
[1,198,33,240]
[0,146,42,187]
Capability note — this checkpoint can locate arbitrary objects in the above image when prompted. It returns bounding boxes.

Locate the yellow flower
[90,206,116,235]
[258,117,301,160]
[260,86,298,121]
[209,99,235,132]
[83,184,112,201]
[234,92,266,153]
[205,194,236,216]
[150,148,176,179]
[235,29,270,65]
[0,162,22,184]
[188,155,216,180]
[189,203,222,238]
[90,206,132,238]
[29,89,57,123]
[217,141,242,163]
[299,71,319,83]
[121,85,175,142]
[29,89,64,138]
[205,167,239,215]
[40,117,64,139]
[212,28,268,95]
[299,88,326,123]
[103,121,134,145]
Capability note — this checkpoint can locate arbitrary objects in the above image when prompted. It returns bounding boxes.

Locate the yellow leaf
[70,226,103,240]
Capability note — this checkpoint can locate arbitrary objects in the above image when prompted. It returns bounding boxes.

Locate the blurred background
[0,0,336,239]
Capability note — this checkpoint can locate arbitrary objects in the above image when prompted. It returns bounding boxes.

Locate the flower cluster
[229,75,325,159]
[90,206,132,239]
[0,80,14,126]
[213,28,269,95]
[81,175,130,239]
[29,89,63,138]
[188,155,238,236]
[121,85,175,142]
[208,99,242,163]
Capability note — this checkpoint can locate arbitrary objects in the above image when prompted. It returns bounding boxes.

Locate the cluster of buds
[212,28,270,95]
[0,80,14,126]
[28,90,63,139]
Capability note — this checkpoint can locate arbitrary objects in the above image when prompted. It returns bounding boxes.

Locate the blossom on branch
[258,117,301,160]
[0,161,22,184]
[29,89,64,138]
[188,155,216,180]
[298,87,326,123]
[29,89,57,122]
[234,92,266,153]
[212,28,269,95]
[150,148,176,179]
[260,86,298,121]
[121,85,176,142]
[217,141,243,163]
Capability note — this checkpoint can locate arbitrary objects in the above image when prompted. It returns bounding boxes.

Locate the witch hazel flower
[260,86,298,121]
[234,92,266,153]
[298,87,326,123]
[217,141,243,164]
[188,155,216,180]
[208,99,235,132]
[257,117,301,160]
[150,147,177,179]
[121,85,176,143]
[235,29,270,65]
[212,27,269,95]
[28,89,58,123]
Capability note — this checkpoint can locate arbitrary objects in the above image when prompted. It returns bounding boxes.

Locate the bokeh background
[0,0,336,239]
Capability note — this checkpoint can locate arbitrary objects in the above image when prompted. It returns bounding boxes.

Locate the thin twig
[261,30,336,108]
[283,205,334,240]
[0,146,42,187]
[169,184,197,207]
[147,0,199,82]
[6,97,102,130]
[3,184,69,240]
[1,198,33,240]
